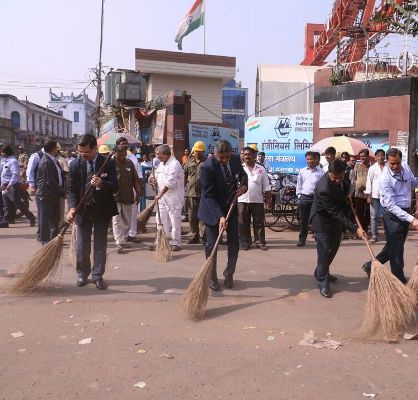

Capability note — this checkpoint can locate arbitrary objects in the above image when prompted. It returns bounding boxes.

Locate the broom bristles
[137,201,156,224]
[181,256,214,320]
[406,257,418,306]
[360,259,416,339]
[155,225,172,262]
[10,234,64,293]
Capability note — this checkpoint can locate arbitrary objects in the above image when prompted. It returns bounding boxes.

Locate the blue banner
[245,114,313,174]
[189,123,239,155]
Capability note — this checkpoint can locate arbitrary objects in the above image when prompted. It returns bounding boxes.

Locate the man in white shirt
[238,146,271,250]
[364,148,385,243]
[150,144,184,251]
[296,151,324,246]
[257,151,271,173]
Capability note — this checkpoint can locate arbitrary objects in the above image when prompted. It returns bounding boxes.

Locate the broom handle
[209,195,238,258]
[59,151,114,236]
[350,204,376,260]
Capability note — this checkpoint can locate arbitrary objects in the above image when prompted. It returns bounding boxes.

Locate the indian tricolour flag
[175,0,205,50]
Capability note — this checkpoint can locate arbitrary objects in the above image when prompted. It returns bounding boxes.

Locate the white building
[48,90,96,136]
[0,94,72,147]
[256,65,321,117]
[135,48,236,123]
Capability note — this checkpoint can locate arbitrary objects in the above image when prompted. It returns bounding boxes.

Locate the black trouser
[205,215,239,281]
[2,184,34,223]
[314,229,342,288]
[188,197,205,239]
[76,206,111,281]
[354,197,370,233]
[237,202,265,245]
[36,196,60,244]
[374,209,410,283]
[298,194,314,242]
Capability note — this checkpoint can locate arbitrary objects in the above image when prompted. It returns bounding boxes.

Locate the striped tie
[85,160,95,205]
[223,164,235,205]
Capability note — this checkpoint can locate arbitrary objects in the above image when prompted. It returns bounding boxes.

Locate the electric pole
[94,0,105,136]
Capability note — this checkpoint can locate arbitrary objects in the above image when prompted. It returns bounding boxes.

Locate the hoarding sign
[319,100,354,128]
[245,114,313,174]
[397,131,409,162]
[189,123,239,154]
[152,109,166,144]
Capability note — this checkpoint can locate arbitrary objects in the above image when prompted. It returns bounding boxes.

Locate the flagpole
[203,0,206,54]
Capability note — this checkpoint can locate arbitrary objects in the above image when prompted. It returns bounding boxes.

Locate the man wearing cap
[183,141,206,244]
[98,145,111,158]
[114,137,143,243]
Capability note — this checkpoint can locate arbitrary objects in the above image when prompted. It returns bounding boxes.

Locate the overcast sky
[0,0,335,113]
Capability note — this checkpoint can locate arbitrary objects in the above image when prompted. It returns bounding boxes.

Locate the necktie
[223,164,235,204]
[85,160,95,205]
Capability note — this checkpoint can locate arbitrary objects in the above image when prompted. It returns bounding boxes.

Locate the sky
[0,0,336,114]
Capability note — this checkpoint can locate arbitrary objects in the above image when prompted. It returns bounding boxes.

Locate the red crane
[301,0,405,67]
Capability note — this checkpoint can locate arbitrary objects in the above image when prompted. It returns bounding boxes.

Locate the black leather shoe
[224,274,233,289]
[362,262,371,278]
[94,278,107,290]
[127,236,141,243]
[77,278,87,287]
[319,287,331,298]
[328,274,338,282]
[209,280,219,291]
[240,244,250,250]
[187,237,200,244]
[29,218,36,227]
[296,240,306,247]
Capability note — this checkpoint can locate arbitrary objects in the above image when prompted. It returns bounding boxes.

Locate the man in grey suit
[35,140,65,245]
[67,134,118,290]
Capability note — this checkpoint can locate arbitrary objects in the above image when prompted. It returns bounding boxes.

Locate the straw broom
[154,197,172,262]
[181,197,237,320]
[10,152,113,293]
[352,206,415,339]
[406,256,418,305]
[137,199,156,229]
[68,224,77,267]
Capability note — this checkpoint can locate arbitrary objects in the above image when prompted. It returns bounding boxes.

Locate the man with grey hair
[150,144,184,251]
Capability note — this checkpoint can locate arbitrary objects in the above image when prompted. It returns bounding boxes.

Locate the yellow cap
[98,144,111,154]
[192,141,206,152]
[248,143,259,152]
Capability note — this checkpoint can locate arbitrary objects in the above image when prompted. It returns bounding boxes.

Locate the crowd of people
[1,135,417,297]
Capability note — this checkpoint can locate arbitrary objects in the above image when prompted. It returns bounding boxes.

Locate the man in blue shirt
[362,148,418,283]
[0,146,35,226]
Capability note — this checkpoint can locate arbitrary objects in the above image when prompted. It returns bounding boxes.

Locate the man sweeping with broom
[310,159,365,298]
[197,140,248,291]
[67,134,118,290]
[361,148,418,283]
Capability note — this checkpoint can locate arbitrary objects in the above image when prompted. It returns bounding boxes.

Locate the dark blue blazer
[35,154,66,200]
[67,153,118,221]
[198,154,248,226]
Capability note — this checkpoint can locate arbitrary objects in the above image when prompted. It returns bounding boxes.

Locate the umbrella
[97,132,141,147]
[309,136,374,157]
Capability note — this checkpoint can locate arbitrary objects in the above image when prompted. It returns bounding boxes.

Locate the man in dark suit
[67,134,118,290]
[35,140,66,245]
[198,140,248,291]
[310,159,364,298]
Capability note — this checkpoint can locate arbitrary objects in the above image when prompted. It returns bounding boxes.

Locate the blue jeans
[314,230,342,288]
[370,198,382,238]
[374,210,409,283]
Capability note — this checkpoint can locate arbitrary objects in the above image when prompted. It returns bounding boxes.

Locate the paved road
[1,213,417,400]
